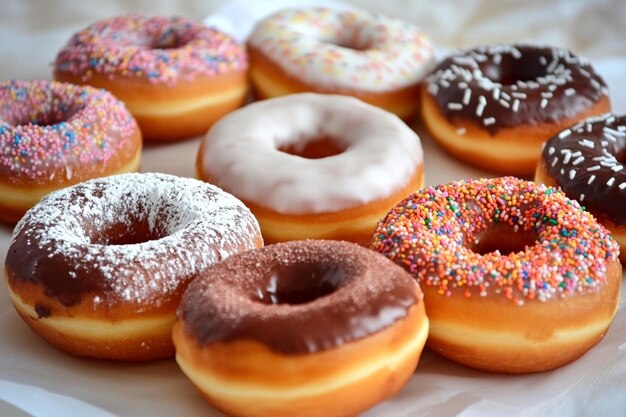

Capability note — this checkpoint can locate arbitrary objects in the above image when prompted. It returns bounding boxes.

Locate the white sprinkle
[541,91,553,98]
[587,123,593,132]
[579,139,595,148]
[572,156,585,166]
[588,175,596,184]
[587,165,601,171]
[462,88,472,105]
[493,88,501,101]
[456,127,467,135]
[539,56,548,65]
[476,96,487,117]
[511,92,527,99]
[512,99,520,112]
[607,177,616,186]
[483,117,496,126]
[493,54,502,65]
[558,129,572,139]
[427,83,439,95]
[580,68,591,78]
[580,193,585,202]
[499,99,510,108]
[604,126,626,137]
[551,157,558,167]
[565,88,576,96]
[611,165,623,172]
[569,169,576,180]
[448,102,463,110]
[563,151,573,164]
[548,146,555,155]
[540,98,549,108]
[619,182,626,190]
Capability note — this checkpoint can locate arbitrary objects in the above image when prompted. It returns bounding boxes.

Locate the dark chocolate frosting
[178,240,421,354]
[425,44,608,133]
[541,113,626,224]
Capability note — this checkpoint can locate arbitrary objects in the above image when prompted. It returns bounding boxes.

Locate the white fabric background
[0,1,625,416]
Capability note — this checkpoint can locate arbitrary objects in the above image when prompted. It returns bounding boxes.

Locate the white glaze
[10,173,261,307]
[248,7,434,92]
[198,93,424,214]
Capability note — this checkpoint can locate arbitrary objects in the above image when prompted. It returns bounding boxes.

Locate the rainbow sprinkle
[54,14,247,86]
[371,177,619,304]
[248,7,434,92]
[0,80,138,184]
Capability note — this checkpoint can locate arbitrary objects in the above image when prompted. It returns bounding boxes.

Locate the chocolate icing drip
[541,113,626,223]
[178,240,421,354]
[425,44,608,133]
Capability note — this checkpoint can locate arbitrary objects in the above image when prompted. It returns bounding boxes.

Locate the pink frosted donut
[0,80,141,223]
[54,14,249,141]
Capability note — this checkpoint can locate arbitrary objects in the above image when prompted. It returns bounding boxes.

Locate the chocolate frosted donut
[421,44,611,175]
[4,172,263,361]
[173,240,429,417]
[535,113,626,260]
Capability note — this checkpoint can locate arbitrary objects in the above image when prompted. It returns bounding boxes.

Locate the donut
[421,44,611,176]
[4,173,262,361]
[372,176,622,373]
[196,93,424,246]
[173,239,428,417]
[54,14,248,142]
[247,7,435,119]
[535,113,626,261]
[0,80,141,224]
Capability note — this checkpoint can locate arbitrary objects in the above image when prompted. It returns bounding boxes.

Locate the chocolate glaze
[541,113,626,224]
[178,240,421,355]
[425,44,608,134]
[4,173,262,310]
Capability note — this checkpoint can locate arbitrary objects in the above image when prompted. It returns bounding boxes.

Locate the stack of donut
[2,3,624,417]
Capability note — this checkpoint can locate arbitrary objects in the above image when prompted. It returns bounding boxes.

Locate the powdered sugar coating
[0,80,139,184]
[248,7,434,92]
[54,14,248,86]
[198,93,423,214]
[7,173,262,310]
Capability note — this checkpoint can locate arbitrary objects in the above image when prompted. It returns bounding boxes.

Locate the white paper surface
[1,1,626,416]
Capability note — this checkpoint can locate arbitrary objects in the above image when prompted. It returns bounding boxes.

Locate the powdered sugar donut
[4,173,262,361]
[54,14,248,142]
[196,93,424,245]
[248,7,435,119]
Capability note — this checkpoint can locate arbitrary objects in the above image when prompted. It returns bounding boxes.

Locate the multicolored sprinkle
[371,177,619,305]
[0,80,138,184]
[54,14,248,86]
[248,7,434,92]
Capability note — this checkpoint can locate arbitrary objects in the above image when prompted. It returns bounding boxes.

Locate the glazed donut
[535,113,626,261]
[422,44,611,176]
[247,7,435,119]
[372,176,622,373]
[196,93,424,245]
[173,239,428,417]
[4,173,262,361]
[0,80,141,224]
[54,14,248,142]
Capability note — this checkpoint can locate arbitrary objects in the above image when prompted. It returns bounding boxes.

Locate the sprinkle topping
[248,7,434,92]
[54,14,247,85]
[371,177,618,304]
[425,44,608,133]
[541,113,626,224]
[0,80,139,184]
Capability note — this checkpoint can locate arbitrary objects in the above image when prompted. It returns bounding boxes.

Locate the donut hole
[470,223,539,255]
[90,217,167,246]
[482,53,549,85]
[325,23,374,51]
[254,263,344,305]
[279,137,346,159]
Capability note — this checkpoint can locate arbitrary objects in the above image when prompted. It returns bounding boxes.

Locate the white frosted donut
[196,93,424,245]
[247,7,435,119]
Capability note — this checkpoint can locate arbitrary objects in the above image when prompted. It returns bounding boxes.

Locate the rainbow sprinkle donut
[0,80,141,223]
[247,7,435,119]
[54,14,248,141]
[372,176,621,373]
